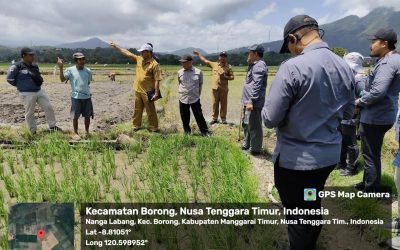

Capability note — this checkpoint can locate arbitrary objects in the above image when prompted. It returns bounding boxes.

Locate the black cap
[280,15,319,54]
[368,28,397,43]
[248,44,264,54]
[179,54,193,62]
[21,47,35,57]
[219,51,228,57]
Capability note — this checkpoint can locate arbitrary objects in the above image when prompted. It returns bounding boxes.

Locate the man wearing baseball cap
[177,55,210,136]
[354,27,400,192]
[110,42,162,132]
[262,15,355,249]
[6,47,61,134]
[57,52,93,140]
[241,44,267,155]
[193,49,234,125]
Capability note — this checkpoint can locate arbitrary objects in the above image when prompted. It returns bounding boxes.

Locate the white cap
[343,52,364,74]
[137,43,153,52]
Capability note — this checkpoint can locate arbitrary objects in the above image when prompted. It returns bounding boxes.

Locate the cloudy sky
[0,0,399,52]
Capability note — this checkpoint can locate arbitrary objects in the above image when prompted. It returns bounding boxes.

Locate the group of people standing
[5,13,400,250]
[261,15,400,249]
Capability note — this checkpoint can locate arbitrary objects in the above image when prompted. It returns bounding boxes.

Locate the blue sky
[0,0,398,52]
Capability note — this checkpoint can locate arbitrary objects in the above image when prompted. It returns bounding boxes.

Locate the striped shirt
[178,67,203,104]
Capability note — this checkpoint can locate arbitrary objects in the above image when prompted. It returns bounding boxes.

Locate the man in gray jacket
[355,28,400,192]
[262,15,355,249]
[241,44,267,155]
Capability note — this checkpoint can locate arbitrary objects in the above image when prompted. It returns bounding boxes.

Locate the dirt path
[0,81,133,132]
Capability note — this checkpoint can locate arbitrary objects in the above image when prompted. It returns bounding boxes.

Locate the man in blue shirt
[57,52,93,140]
[6,47,61,134]
[241,44,267,155]
[262,15,355,250]
[355,28,400,192]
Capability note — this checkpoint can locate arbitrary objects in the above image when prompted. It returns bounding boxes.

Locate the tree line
[0,46,348,66]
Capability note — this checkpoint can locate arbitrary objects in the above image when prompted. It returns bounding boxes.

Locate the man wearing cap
[339,52,367,176]
[192,49,234,124]
[177,55,210,136]
[354,28,400,192]
[57,52,93,140]
[262,15,355,249]
[241,44,267,155]
[6,47,60,134]
[110,41,162,132]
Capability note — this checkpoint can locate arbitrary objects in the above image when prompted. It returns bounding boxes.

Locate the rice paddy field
[0,63,396,249]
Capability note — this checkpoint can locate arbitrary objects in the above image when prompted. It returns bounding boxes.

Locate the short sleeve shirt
[64,66,92,99]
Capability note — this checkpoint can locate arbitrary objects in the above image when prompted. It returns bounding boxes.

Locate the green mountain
[58,37,109,49]
[169,47,208,56]
[229,7,400,56]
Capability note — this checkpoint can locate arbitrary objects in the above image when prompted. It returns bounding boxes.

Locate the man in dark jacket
[7,47,60,134]
[355,28,400,192]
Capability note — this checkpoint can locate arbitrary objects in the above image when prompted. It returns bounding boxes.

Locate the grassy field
[0,64,396,249]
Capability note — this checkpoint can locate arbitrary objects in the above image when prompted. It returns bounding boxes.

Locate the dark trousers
[179,100,208,134]
[339,128,359,171]
[274,157,335,250]
[360,123,392,190]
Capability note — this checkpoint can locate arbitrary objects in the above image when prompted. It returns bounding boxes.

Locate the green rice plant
[0,189,4,209]
[37,158,46,177]
[100,164,111,193]
[121,176,133,201]
[30,146,39,164]
[125,141,143,164]
[0,149,4,163]
[16,172,30,201]
[3,175,17,198]
[80,178,100,202]
[0,224,6,250]
[0,163,4,179]
[45,171,59,201]
[103,149,117,179]
[111,188,121,203]
[21,149,29,168]
[6,153,15,175]
[91,153,98,175]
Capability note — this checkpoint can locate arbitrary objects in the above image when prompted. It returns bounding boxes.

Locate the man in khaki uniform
[193,49,234,124]
[110,42,162,132]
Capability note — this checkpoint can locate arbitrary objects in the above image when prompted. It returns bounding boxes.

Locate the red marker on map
[37,229,45,241]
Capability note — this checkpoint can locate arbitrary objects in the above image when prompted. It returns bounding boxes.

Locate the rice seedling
[21,149,29,168]
[0,163,4,179]
[111,188,121,203]
[3,175,17,198]
[0,149,4,163]
[6,153,15,175]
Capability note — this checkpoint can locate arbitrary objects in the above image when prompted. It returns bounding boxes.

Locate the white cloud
[323,0,400,16]
[291,8,305,15]
[0,0,283,52]
[254,2,277,20]
[317,13,338,24]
